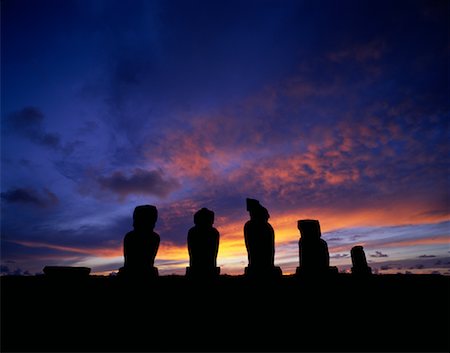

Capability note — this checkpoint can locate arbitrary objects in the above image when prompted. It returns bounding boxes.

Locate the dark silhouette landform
[1,200,449,352]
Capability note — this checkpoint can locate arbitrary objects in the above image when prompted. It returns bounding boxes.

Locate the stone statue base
[118,266,159,278]
[351,266,372,275]
[244,266,282,278]
[296,266,339,276]
[185,266,220,278]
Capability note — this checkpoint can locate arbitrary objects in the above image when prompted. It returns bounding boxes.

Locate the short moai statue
[296,219,338,276]
[186,207,220,279]
[244,198,282,278]
[119,205,160,278]
[351,246,372,275]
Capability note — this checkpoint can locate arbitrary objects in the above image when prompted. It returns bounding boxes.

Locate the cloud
[8,240,121,258]
[1,187,59,208]
[350,235,365,241]
[97,168,180,199]
[380,265,392,270]
[409,264,425,270]
[325,237,342,242]
[7,106,44,130]
[0,214,133,273]
[145,88,448,225]
[0,265,31,276]
[330,253,349,259]
[370,251,389,258]
[418,254,436,258]
[366,235,449,250]
[6,107,61,149]
[328,40,386,63]
[325,225,449,256]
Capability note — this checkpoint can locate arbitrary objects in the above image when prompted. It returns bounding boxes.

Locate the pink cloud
[10,240,122,258]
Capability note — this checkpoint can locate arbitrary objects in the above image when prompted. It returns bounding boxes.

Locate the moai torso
[187,207,220,275]
[298,219,330,272]
[244,198,276,271]
[188,225,220,269]
[124,230,160,269]
[122,205,160,274]
[244,220,275,268]
[351,245,372,274]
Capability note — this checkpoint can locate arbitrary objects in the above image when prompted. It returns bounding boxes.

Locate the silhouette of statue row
[118,199,372,279]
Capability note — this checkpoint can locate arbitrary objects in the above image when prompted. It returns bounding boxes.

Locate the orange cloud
[370,235,449,249]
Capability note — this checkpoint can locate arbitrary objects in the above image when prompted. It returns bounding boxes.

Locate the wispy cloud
[330,253,349,259]
[1,187,59,208]
[328,39,386,63]
[97,168,180,199]
[370,251,389,258]
[6,107,61,150]
[0,265,31,276]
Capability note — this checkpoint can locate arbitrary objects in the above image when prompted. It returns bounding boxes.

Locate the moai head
[194,207,215,227]
[297,219,321,241]
[133,205,158,231]
[246,198,269,222]
[351,245,369,268]
[246,198,260,213]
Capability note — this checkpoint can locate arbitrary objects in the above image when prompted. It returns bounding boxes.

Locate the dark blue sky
[1,0,449,275]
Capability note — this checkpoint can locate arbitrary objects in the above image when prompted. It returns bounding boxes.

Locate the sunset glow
[1,0,448,277]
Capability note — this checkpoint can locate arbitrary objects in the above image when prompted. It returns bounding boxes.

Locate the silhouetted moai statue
[296,219,338,276]
[186,207,220,278]
[244,198,282,278]
[351,246,372,275]
[119,205,160,278]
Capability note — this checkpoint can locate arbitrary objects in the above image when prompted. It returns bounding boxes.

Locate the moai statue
[119,205,160,278]
[296,219,337,275]
[244,198,282,278]
[186,207,220,279]
[351,246,372,275]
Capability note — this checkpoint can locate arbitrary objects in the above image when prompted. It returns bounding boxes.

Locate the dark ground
[1,273,449,352]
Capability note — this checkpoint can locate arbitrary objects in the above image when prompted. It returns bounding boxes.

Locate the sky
[1,0,449,276]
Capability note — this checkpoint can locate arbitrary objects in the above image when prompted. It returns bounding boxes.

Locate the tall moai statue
[186,207,220,279]
[296,219,337,275]
[351,246,372,275]
[119,205,160,278]
[244,198,282,278]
